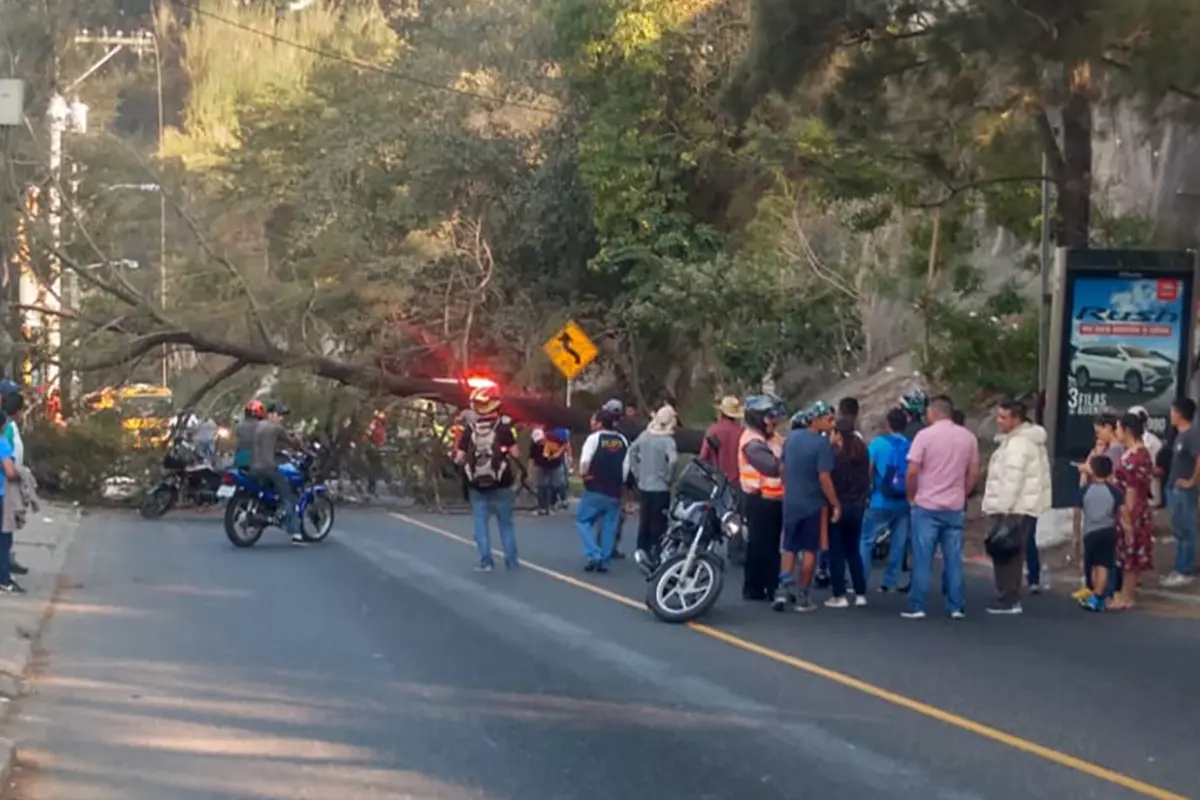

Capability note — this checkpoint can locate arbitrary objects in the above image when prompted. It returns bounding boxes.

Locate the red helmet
[244,399,265,419]
[469,386,500,416]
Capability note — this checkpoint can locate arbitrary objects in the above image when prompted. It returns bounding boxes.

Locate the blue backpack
[878,435,910,500]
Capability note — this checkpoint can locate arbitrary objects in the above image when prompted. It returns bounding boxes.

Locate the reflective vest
[738,429,783,500]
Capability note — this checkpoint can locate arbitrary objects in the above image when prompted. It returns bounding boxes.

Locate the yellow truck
[83,384,174,448]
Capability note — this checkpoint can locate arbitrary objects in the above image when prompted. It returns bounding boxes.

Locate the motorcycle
[638,456,745,623]
[220,444,334,548]
[139,439,224,519]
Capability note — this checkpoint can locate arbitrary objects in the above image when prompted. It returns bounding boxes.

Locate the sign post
[1045,248,1200,507]
[543,321,598,404]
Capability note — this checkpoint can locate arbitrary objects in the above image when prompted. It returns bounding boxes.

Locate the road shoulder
[0,505,82,790]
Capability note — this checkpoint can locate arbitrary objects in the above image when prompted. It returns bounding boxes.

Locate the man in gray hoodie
[625,406,678,562]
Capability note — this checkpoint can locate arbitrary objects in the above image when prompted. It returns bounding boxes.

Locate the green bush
[924,285,1038,402]
[24,412,161,500]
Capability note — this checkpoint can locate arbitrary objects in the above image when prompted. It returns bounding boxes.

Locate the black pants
[993,515,1035,606]
[636,490,670,554]
[743,494,782,600]
[829,507,867,597]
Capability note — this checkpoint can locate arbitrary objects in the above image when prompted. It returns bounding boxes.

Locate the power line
[181,2,561,115]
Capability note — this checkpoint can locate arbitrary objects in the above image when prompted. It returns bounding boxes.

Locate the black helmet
[743,394,784,432]
[266,400,291,417]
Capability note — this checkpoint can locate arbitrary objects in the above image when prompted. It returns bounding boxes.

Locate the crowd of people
[449,379,1198,616]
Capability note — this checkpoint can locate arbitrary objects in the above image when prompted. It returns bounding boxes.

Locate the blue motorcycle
[220,445,334,548]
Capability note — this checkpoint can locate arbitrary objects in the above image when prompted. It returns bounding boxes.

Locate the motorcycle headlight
[721,511,744,539]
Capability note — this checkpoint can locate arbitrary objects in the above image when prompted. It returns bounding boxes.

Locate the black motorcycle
[139,439,224,519]
[638,456,745,623]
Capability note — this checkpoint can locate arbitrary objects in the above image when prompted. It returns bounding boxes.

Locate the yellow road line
[388,511,1189,800]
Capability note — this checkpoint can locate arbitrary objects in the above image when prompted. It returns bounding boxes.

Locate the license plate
[216,485,235,499]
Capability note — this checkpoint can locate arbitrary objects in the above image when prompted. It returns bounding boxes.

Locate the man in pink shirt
[902,395,980,619]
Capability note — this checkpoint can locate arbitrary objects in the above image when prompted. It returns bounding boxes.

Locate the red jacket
[699,418,743,485]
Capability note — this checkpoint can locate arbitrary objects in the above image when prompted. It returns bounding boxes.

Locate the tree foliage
[5,0,1200,430]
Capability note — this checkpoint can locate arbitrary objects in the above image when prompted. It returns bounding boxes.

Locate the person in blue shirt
[575,400,629,572]
[860,408,913,592]
[777,401,840,612]
[0,409,22,594]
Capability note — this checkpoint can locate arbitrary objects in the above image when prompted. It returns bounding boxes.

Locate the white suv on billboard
[1072,344,1175,395]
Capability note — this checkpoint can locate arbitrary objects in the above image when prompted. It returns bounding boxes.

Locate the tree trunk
[1057,63,1093,249]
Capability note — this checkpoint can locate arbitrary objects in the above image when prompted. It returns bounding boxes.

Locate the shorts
[782,509,824,554]
[1084,527,1116,569]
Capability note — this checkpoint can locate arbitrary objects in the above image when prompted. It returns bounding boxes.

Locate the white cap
[1129,405,1149,419]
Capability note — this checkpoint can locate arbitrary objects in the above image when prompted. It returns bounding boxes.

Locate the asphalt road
[4,507,1199,800]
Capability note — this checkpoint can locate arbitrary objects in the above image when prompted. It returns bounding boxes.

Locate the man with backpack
[454,386,520,571]
[860,408,912,592]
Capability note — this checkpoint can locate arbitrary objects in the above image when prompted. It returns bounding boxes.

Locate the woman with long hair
[826,417,870,607]
[1109,412,1155,610]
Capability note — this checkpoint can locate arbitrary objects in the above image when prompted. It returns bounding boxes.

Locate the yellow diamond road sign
[543,321,598,380]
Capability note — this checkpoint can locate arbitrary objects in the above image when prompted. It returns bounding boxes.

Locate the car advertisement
[1063,274,1187,450]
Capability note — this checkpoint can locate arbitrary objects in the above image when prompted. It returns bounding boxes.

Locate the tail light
[221,472,236,485]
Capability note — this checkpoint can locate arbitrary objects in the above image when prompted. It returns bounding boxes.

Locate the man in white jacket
[981,399,1052,614]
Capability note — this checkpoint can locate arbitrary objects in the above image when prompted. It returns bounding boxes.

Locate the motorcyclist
[234,399,265,470]
[739,395,786,601]
[250,400,303,543]
[899,388,929,441]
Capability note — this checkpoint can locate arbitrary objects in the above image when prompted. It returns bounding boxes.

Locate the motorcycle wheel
[300,496,335,542]
[224,495,265,548]
[139,485,177,520]
[646,552,723,624]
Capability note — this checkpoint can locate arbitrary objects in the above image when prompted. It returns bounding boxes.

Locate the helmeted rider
[739,395,786,601]
[249,400,304,543]
[575,398,629,572]
[899,388,929,441]
[233,399,265,470]
[454,385,521,570]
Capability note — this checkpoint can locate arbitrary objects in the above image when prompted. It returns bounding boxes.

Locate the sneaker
[1160,572,1194,588]
[877,585,893,594]
[505,560,520,571]
[474,563,494,573]
[595,563,609,573]
[290,534,307,546]
[854,595,868,608]
[824,596,850,609]
[794,597,819,612]
[1082,594,1105,612]
[611,549,626,560]
[10,559,28,576]
[897,582,912,593]
[771,587,795,612]
[1071,586,1093,601]
[0,582,25,595]
[900,609,926,619]
[986,603,1023,615]
[583,561,597,573]
[950,610,966,620]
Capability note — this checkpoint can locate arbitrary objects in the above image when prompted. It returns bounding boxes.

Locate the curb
[0,507,82,785]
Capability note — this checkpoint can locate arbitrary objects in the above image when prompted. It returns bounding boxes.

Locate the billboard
[1047,249,1198,507]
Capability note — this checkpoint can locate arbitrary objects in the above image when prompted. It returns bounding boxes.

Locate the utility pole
[59,29,166,387]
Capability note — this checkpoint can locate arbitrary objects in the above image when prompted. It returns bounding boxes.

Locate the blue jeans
[1026,518,1042,586]
[469,487,519,568]
[908,507,965,614]
[1169,487,1198,575]
[860,506,911,589]
[0,530,11,586]
[576,490,621,564]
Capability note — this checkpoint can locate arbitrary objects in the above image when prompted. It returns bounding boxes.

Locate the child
[1075,455,1120,611]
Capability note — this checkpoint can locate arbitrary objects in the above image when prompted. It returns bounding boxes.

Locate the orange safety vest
[738,429,783,500]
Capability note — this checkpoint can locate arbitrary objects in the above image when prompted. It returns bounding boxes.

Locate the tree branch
[178,359,248,411]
